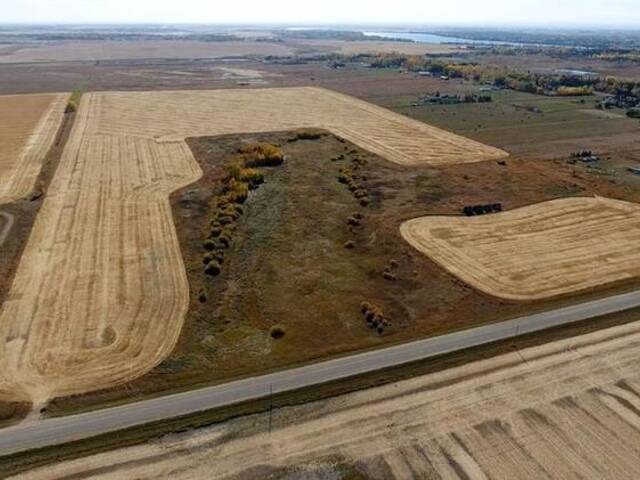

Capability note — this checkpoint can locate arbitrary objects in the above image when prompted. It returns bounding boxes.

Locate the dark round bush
[204,261,221,276]
[270,325,286,339]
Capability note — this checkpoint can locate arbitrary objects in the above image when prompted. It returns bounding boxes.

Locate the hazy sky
[3,0,639,27]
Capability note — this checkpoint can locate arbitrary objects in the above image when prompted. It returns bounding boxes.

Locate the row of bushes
[337,153,371,207]
[201,142,285,277]
[462,203,503,216]
[570,150,594,158]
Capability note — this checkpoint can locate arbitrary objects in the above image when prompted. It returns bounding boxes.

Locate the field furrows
[92,87,506,165]
[0,87,504,403]
[19,314,640,479]
[0,93,201,403]
[401,197,640,300]
[0,93,68,205]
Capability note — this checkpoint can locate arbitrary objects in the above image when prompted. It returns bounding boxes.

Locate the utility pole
[268,383,273,436]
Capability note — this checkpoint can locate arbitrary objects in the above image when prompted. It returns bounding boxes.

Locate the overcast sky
[2,0,639,27]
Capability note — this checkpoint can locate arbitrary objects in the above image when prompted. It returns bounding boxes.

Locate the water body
[554,68,598,76]
[363,31,523,46]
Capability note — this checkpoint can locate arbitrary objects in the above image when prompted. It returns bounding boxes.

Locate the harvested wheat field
[0,87,505,405]
[401,196,640,301]
[0,93,67,205]
[92,87,506,166]
[0,41,294,64]
[17,314,640,479]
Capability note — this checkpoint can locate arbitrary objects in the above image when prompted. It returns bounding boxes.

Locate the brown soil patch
[402,196,640,300]
[0,93,67,204]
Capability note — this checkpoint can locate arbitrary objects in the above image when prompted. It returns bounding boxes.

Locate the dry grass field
[401,196,640,301]
[17,312,640,479]
[0,93,67,205]
[0,87,505,405]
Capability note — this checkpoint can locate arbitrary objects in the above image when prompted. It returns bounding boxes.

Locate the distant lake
[363,31,522,46]
[554,68,598,76]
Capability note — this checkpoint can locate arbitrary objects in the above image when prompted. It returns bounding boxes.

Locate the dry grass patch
[401,196,640,300]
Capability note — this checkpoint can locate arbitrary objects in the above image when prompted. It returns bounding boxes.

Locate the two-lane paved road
[2,289,640,457]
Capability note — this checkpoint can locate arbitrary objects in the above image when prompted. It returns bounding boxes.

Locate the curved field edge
[0,93,69,206]
[400,196,640,301]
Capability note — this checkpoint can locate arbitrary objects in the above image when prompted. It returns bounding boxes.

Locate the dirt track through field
[0,87,505,404]
[16,315,640,479]
[401,196,640,300]
[0,93,67,205]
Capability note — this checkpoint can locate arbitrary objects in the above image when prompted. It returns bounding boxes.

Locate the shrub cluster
[570,150,594,158]
[347,212,363,227]
[343,212,364,249]
[343,240,355,249]
[65,89,83,114]
[360,301,392,334]
[462,203,503,217]
[291,129,326,141]
[237,142,284,167]
[382,259,398,281]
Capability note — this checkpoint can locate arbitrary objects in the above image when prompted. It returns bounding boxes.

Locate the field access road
[2,288,640,456]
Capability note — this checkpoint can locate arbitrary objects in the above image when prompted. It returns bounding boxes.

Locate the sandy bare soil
[0,93,67,204]
[0,87,504,405]
[18,314,640,479]
[401,196,640,300]
[0,41,293,64]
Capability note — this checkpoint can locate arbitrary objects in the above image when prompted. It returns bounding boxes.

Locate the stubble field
[0,93,67,205]
[0,87,505,406]
[401,196,640,300]
[18,309,640,479]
